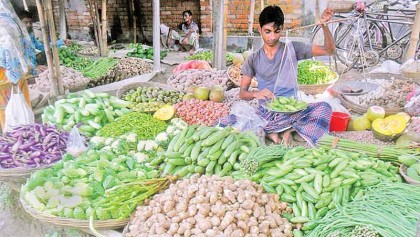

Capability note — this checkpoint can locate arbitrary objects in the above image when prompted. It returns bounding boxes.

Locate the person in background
[0,0,34,130]
[164,10,200,54]
[218,5,335,147]
[18,10,69,72]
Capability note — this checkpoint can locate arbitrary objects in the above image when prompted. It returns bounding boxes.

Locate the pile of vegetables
[186,50,233,63]
[153,126,261,178]
[174,99,229,126]
[122,86,184,112]
[331,131,394,146]
[0,124,69,169]
[124,174,293,237]
[307,183,420,237]
[115,58,153,78]
[82,58,119,80]
[167,69,230,92]
[35,66,90,92]
[97,112,167,140]
[21,150,165,220]
[78,46,99,55]
[59,47,94,71]
[297,60,337,85]
[240,146,401,232]
[318,135,420,162]
[344,78,415,109]
[42,90,131,137]
[224,88,259,109]
[126,44,167,60]
[264,96,308,112]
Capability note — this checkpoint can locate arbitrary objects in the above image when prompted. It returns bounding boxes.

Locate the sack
[66,126,87,157]
[172,60,212,74]
[231,102,268,144]
[4,85,34,132]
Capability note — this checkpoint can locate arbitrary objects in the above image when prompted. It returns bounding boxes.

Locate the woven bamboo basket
[227,64,258,88]
[299,76,338,95]
[116,81,178,99]
[0,165,55,191]
[20,198,130,229]
[400,165,420,186]
[338,94,404,115]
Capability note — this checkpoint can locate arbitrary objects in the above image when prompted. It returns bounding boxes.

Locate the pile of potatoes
[125,174,293,237]
[35,66,90,92]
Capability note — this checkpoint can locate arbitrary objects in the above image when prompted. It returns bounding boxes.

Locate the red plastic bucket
[329,112,350,132]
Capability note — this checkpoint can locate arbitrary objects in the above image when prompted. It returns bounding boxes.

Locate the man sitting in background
[161,10,200,54]
[18,11,69,72]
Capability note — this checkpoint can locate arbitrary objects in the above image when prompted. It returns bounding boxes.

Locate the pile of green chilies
[318,135,420,162]
[306,182,420,237]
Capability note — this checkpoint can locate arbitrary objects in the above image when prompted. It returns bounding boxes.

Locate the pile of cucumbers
[265,96,308,113]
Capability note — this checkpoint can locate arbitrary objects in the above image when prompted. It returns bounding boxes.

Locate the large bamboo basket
[116,81,178,99]
[0,165,55,192]
[20,197,129,229]
[338,94,405,115]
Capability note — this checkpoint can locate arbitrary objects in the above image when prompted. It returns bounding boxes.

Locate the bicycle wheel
[334,20,388,69]
[310,16,344,46]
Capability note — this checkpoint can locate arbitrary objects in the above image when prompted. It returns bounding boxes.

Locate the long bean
[307,183,420,237]
[318,135,420,162]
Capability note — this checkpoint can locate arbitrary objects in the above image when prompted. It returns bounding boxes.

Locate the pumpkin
[153,105,175,121]
[371,114,407,141]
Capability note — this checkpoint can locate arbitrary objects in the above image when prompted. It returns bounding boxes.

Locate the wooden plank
[35,0,58,97]
[247,0,256,49]
[58,0,67,40]
[101,0,108,56]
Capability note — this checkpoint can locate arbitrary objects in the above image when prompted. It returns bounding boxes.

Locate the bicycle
[311,0,419,72]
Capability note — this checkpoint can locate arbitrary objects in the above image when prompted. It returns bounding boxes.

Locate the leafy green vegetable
[297,60,337,85]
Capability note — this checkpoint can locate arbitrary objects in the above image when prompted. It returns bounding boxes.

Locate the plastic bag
[66,126,87,157]
[4,86,34,132]
[369,60,401,74]
[230,102,268,144]
[273,40,298,98]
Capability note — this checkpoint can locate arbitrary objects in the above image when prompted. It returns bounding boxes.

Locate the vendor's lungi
[216,102,332,147]
[169,30,199,50]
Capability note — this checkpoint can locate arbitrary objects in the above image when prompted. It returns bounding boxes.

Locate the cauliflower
[166,125,176,135]
[111,139,121,151]
[105,138,115,146]
[137,141,146,151]
[134,152,149,163]
[155,132,169,143]
[101,146,112,152]
[125,133,138,143]
[171,118,188,130]
[89,136,106,148]
[144,140,158,151]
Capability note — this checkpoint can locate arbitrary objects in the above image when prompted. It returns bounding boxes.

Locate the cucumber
[290,216,309,223]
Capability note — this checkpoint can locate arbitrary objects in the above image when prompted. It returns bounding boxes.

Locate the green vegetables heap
[21,150,164,220]
[186,51,233,62]
[307,183,420,237]
[59,47,94,71]
[154,126,261,178]
[265,96,308,112]
[239,146,401,233]
[97,112,167,140]
[127,44,167,60]
[82,58,119,80]
[297,60,337,85]
[123,87,184,112]
[42,90,131,137]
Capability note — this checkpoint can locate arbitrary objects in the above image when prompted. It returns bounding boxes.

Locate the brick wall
[46,0,303,41]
